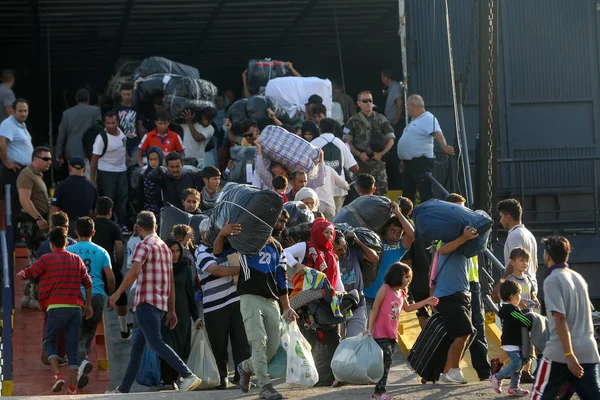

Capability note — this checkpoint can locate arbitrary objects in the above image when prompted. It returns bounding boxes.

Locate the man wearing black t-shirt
[92,197,131,339]
[115,83,141,160]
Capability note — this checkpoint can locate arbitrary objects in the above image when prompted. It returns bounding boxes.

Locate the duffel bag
[247,59,289,95]
[335,223,383,288]
[259,125,320,178]
[332,196,392,234]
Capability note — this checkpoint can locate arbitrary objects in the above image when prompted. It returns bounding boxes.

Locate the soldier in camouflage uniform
[343,91,396,196]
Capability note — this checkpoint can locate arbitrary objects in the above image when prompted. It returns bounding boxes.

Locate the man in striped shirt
[196,219,250,389]
[17,228,93,395]
[107,211,201,394]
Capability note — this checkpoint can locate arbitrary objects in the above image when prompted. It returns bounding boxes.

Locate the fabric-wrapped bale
[134,56,200,80]
[207,183,283,255]
[227,99,249,123]
[159,203,208,244]
[283,201,315,228]
[265,76,333,119]
[229,145,256,184]
[335,223,383,288]
[247,59,289,95]
[259,125,320,178]
[332,196,392,234]
[246,95,288,128]
[164,95,217,122]
[137,74,217,104]
[412,199,493,258]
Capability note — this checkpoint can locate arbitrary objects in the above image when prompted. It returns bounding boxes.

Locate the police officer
[343,91,395,196]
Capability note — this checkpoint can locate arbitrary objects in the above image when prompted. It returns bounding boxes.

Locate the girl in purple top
[367,263,438,400]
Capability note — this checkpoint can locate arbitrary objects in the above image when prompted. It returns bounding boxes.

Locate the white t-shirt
[397,111,441,160]
[504,224,539,292]
[311,133,356,196]
[314,165,350,210]
[182,123,214,165]
[93,128,127,172]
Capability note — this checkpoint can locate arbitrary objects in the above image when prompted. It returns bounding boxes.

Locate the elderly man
[343,91,396,196]
[397,94,454,203]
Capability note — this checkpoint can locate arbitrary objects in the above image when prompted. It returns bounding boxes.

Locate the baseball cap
[69,156,85,169]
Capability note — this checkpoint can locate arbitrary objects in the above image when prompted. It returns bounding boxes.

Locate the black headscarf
[165,238,188,275]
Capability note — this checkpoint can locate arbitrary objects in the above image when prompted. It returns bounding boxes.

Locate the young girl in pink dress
[367,263,438,400]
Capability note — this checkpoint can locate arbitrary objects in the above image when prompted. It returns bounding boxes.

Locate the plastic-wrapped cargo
[246,95,287,124]
[265,76,333,118]
[134,56,200,80]
[412,199,493,258]
[335,223,383,287]
[164,95,217,122]
[228,145,256,184]
[247,59,289,95]
[227,99,249,123]
[283,201,315,228]
[137,74,217,104]
[332,196,393,234]
[286,222,313,244]
[258,125,321,178]
[159,203,208,244]
[207,183,283,255]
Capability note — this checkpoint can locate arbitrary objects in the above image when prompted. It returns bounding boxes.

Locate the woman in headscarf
[294,187,324,218]
[160,239,202,389]
[285,218,343,293]
[136,146,164,215]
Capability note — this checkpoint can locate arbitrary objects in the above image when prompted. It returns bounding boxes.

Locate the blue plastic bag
[268,345,287,378]
[133,329,162,387]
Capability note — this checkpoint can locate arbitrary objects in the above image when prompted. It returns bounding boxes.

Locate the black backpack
[82,121,108,160]
[321,137,343,175]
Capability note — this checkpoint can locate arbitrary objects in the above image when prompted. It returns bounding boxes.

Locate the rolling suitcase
[407,312,473,384]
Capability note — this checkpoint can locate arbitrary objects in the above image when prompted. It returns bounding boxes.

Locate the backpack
[321,137,343,175]
[82,121,108,160]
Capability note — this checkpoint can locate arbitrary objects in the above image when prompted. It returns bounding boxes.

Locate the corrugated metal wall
[407,0,600,192]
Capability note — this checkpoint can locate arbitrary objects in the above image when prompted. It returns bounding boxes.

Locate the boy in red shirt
[136,109,185,167]
[18,228,93,395]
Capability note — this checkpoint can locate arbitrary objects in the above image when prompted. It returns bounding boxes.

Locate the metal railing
[1,185,14,396]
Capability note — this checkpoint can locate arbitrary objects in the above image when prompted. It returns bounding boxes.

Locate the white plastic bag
[330,333,384,384]
[187,327,220,389]
[280,321,319,386]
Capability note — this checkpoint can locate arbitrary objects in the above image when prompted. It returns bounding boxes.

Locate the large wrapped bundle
[335,223,383,288]
[164,95,217,122]
[332,196,392,234]
[247,59,289,95]
[284,201,315,228]
[134,56,200,80]
[265,76,333,118]
[137,74,217,103]
[286,222,313,244]
[229,145,256,184]
[246,95,287,127]
[412,199,493,258]
[207,183,283,255]
[227,99,249,123]
[159,203,208,244]
[259,125,320,178]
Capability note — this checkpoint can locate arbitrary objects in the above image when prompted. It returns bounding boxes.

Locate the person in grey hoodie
[56,88,102,165]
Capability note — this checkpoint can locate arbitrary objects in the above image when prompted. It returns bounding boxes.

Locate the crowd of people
[0,65,599,400]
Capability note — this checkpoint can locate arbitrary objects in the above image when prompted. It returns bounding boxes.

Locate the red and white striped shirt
[132,232,172,312]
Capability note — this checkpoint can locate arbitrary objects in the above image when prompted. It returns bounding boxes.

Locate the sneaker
[66,386,77,395]
[259,383,283,400]
[105,387,122,394]
[179,374,202,392]
[490,373,502,394]
[440,368,467,384]
[491,358,503,375]
[372,393,393,400]
[237,363,252,393]
[120,326,132,340]
[52,374,65,393]
[216,379,228,390]
[77,360,93,389]
[507,386,530,397]
[58,357,68,367]
[520,372,536,384]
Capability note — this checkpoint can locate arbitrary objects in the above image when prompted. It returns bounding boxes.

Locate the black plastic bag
[134,56,200,80]
[227,99,249,123]
[159,203,208,244]
[246,95,287,125]
[164,95,217,122]
[335,223,383,288]
[283,201,315,228]
[137,74,217,103]
[333,196,392,234]
[285,222,313,244]
[207,183,283,255]
[247,59,289,95]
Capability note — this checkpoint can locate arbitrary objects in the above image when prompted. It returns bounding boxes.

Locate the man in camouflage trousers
[343,91,396,196]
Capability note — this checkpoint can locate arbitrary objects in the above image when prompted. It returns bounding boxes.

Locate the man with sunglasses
[343,91,396,196]
[241,119,259,146]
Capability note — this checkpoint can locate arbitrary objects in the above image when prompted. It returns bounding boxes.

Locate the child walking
[489,280,532,397]
[367,263,438,400]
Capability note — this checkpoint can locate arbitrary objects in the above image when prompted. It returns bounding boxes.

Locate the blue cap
[69,156,85,169]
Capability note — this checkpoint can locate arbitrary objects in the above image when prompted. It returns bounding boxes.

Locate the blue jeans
[45,307,82,370]
[119,302,192,392]
[469,281,490,379]
[497,350,522,388]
